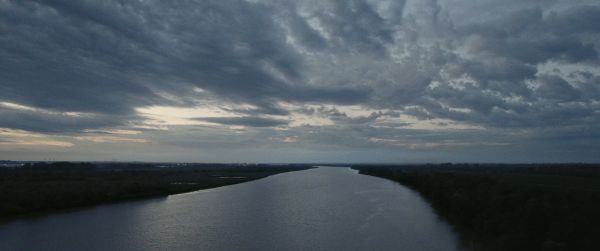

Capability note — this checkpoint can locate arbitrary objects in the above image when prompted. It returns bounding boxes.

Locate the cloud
[459,6,600,65]
[0,0,368,117]
[1,0,600,162]
[296,106,401,124]
[536,74,581,102]
[0,104,135,133]
[194,116,289,128]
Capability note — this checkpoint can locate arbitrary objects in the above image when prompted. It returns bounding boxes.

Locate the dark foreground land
[0,162,312,221]
[354,164,600,251]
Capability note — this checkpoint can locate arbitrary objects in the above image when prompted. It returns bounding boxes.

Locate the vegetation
[0,162,312,220]
[354,164,600,251]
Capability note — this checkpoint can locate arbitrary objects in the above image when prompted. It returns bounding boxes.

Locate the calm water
[0,167,466,251]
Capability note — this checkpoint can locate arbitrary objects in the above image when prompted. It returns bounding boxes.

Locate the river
[0,167,466,251]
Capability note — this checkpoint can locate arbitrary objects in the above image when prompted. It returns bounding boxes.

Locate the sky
[1,0,599,163]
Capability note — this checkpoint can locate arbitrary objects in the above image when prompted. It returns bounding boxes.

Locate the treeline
[0,162,312,220]
[354,164,600,251]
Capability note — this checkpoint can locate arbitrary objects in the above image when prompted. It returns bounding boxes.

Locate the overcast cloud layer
[1,0,599,162]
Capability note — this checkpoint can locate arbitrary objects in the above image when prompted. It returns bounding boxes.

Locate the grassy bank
[354,164,600,251]
[0,162,312,221]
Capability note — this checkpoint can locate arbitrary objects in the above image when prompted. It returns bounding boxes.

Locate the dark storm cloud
[381,2,600,132]
[306,0,396,56]
[296,106,400,124]
[221,104,292,117]
[193,117,289,128]
[461,6,600,65]
[1,0,600,162]
[274,2,328,51]
[536,74,581,102]
[2,0,594,132]
[0,0,368,131]
[0,0,166,114]
[0,107,134,133]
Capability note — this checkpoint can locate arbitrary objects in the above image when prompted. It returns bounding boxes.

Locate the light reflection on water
[0,167,467,251]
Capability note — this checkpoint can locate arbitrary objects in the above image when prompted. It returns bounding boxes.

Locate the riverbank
[353,164,600,251]
[1,166,465,251]
[0,162,313,221]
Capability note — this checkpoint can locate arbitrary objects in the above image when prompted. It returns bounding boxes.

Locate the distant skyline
[1,0,599,163]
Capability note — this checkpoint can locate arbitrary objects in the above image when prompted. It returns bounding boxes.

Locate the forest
[0,162,312,220]
[354,164,600,251]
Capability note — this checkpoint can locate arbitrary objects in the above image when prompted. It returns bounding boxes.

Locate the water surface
[0,167,466,251]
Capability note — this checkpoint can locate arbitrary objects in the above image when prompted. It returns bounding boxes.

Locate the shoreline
[0,162,314,223]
